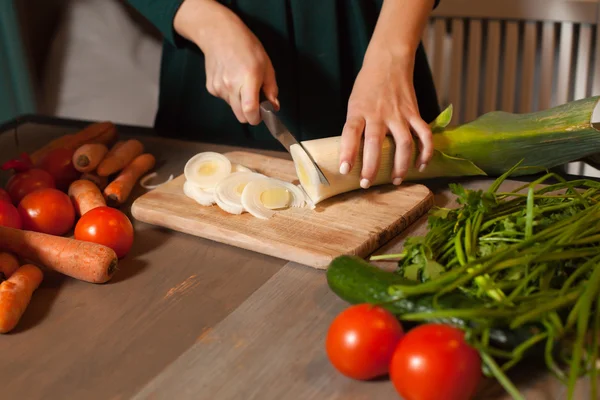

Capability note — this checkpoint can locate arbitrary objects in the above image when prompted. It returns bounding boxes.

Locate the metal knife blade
[259,101,330,186]
[592,99,600,131]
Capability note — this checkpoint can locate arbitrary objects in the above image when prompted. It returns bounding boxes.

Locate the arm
[339,0,437,188]
[126,0,279,124]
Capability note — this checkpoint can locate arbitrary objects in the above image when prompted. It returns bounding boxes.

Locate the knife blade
[259,101,330,186]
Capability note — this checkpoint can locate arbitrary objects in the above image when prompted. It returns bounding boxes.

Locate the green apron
[127,0,441,151]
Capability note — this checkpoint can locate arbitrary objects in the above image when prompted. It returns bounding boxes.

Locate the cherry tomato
[390,324,482,400]
[74,206,134,258]
[18,188,75,235]
[0,201,22,229]
[326,304,404,380]
[0,189,11,204]
[37,147,80,191]
[6,168,55,205]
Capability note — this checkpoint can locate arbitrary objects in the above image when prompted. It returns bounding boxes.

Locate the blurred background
[1,0,600,175]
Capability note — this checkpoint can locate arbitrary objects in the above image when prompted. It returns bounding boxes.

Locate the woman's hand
[338,0,436,189]
[339,51,433,188]
[174,0,279,125]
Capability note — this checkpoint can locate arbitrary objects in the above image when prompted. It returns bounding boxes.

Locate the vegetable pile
[325,165,600,400]
[0,121,156,333]
[183,151,312,219]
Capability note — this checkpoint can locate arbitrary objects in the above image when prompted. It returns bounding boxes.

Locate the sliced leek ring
[214,172,267,215]
[183,180,216,206]
[241,178,306,220]
[232,163,253,173]
[184,152,232,189]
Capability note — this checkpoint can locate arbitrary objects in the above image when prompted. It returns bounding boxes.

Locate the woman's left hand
[338,51,433,189]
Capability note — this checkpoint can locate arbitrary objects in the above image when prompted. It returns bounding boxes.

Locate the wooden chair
[422,0,600,176]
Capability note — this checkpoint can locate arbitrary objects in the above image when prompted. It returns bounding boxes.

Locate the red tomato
[18,188,75,235]
[74,206,134,258]
[326,304,404,380]
[390,324,482,400]
[0,201,22,229]
[37,147,80,191]
[6,168,55,205]
[0,189,11,204]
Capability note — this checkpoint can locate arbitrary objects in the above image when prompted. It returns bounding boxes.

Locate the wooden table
[0,117,595,400]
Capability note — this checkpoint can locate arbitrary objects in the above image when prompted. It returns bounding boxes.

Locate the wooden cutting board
[131,151,434,269]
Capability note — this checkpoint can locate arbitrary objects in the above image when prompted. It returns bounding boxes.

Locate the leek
[292,96,600,204]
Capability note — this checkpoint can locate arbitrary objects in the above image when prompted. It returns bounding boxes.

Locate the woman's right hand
[174,0,279,125]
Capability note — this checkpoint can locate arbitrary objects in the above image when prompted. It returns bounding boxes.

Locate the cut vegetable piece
[232,163,253,173]
[214,172,266,215]
[184,152,232,189]
[183,180,215,206]
[140,172,174,190]
[241,178,305,220]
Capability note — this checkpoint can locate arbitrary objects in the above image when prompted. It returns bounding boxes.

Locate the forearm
[367,0,436,60]
[173,0,241,52]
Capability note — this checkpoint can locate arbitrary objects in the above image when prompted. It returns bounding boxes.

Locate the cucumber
[326,255,543,352]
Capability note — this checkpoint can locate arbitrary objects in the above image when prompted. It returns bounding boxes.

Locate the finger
[409,115,433,171]
[228,88,248,124]
[389,121,414,185]
[262,61,280,111]
[240,75,261,125]
[339,116,365,175]
[360,121,387,189]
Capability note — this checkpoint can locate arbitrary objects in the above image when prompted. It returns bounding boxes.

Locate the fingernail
[274,98,280,110]
[418,163,427,173]
[393,178,403,186]
[339,162,351,175]
[360,178,371,189]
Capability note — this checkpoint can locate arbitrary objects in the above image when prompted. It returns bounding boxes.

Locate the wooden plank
[483,20,501,113]
[448,18,464,125]
[433,18,447,102]
[556,22,575,105]
[592,15,600,96]
[501,21,519,112]
[131,151,434,269]
[519,22,538,113]
[539,22,556,110]
[432,0,599,25]
[465,19,482,122]
[574,24,592,100]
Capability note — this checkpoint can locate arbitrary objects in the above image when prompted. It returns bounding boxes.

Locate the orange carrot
[68,180,107,216]
[106,140,124,157]
[0,226,118,284]
[0,264,43,333]
[104,153,156,205]
[31,122,117,165]
[80,172,109,191]
[72,143,109,172]
[0,252,19,281]
[96,139,144,177]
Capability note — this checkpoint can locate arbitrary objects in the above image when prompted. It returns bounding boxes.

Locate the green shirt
[127,0,441,151]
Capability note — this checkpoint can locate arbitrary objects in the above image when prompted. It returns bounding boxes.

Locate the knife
[259,101,330,186]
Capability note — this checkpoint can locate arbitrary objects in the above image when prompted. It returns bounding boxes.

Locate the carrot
[96,139,144,177]
[68,180,107,216]
[0,226,118,284]
[80,172,109,191]
[30,122,117,165]
[0,252,19,281]
[72,143,109,172]
[104,153,156,205]
[0,264,43,333]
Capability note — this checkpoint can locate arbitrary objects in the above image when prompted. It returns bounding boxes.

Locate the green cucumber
[326,255,544,353]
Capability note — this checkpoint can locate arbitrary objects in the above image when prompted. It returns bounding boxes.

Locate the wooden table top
[0,118,594,400]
